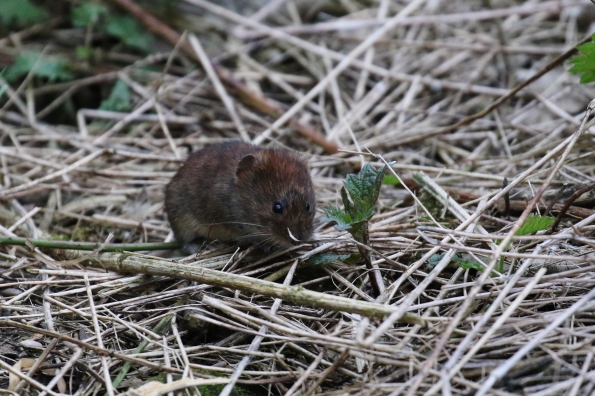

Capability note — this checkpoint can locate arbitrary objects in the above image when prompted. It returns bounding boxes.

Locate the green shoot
[497,214,555,274]
[382,174,401,185]
[515,214,555,236]
[428,253,485,272]
[322,164,388,296]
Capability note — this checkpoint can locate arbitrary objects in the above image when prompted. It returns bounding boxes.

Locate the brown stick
[106,0,339,154]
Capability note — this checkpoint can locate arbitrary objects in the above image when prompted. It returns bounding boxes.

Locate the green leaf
[4,51,74,82]
[576,36,595,55]
[72,3,109,27]
[496,214,555,250]
[580,70,595,84]
[382,174,401,185]
[515,214,555,236]
[322,164,387,238]
[569,55,595,73]
[428,254,485,271]
[321,206,353,231]
[340,186,352,214]
[103,16,154,53]
[343,164,387,215]
[305,253,351,266]
[568,34,595,84]
[575,44,595,56]
[322,206,374,231]
[0,0,48,27]
[453,257,484,271]
[99,80,131,112]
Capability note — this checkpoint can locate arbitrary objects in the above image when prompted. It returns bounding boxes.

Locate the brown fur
[165,141,315,250]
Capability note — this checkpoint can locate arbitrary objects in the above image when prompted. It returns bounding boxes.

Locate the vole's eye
[305,203,311,212]
[273,202,284,214]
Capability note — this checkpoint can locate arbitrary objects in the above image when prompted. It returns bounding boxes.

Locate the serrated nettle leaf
[576,41,595,56]
[372,165,387,198]
[325,164,387,233]
[343,164,386,211]
[321,206,353,231]
[322,205,373,232]
[340,186,352,214]
[569,35,595,84]
[581,70,595,84]
[569,63,589,74]
[341,164,388,220]
[569,55,595,73]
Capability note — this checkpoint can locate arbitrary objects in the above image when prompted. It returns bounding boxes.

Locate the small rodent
[165,141,315,251]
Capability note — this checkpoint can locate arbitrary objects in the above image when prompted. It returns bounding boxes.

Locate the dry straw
[1,0,595,395]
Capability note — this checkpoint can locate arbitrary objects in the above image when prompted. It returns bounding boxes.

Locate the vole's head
[234,149,315,250]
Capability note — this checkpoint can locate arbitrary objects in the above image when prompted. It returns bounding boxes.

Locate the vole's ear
[236,153,258,179]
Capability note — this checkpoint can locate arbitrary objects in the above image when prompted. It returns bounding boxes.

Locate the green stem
[0,237,180,252]
[358,224,381,298]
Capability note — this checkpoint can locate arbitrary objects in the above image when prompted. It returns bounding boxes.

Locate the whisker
[192,221,266,228]
[254,237,278,250]
[252,235,275,246]
[235,232,272,240]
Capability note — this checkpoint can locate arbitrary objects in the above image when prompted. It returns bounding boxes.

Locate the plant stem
[357,224,383,297]
[0,237,180,252]
[73,250,427,326]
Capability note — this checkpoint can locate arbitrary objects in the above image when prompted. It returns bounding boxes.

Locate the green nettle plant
[569,33,595,83]
[322,164,388,297]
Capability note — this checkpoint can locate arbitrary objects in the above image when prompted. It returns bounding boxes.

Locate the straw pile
[1,0,595,395]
